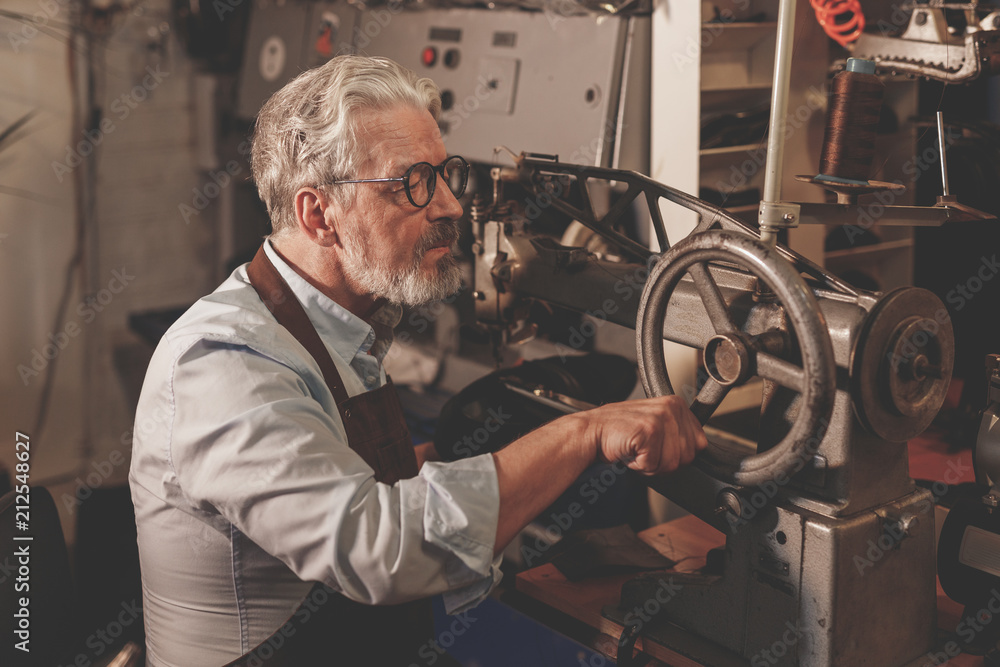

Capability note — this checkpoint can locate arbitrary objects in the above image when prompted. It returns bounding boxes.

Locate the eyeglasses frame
[318,155,470,208]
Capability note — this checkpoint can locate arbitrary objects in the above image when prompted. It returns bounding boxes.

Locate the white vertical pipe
[759,0,797,246]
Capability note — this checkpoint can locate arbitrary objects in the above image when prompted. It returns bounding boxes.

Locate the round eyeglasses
[321,155,470,208]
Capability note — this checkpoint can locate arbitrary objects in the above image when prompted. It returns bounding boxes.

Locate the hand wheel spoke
[689,262,736,336]
[757,353,806,392]
[690,377,731,423]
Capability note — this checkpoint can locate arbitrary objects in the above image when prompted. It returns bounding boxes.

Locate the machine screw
[910,354,943,380]
[782,212,796,223]
[473,291,486,301]
[715,488,743,519]
[915,11,927,26]
[887,514,919,539]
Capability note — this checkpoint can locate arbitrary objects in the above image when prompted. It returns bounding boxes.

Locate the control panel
[357,8,646,167]
[236,3,649,170]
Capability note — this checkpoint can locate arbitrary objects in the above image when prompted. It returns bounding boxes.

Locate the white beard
[340,221,463,306]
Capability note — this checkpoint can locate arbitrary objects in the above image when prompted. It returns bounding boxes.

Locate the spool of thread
[817,58,885,184]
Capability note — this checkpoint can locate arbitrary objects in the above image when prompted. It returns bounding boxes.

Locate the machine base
[604,488,938,666]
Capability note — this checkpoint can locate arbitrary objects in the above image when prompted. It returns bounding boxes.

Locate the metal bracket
[758,201,801,232]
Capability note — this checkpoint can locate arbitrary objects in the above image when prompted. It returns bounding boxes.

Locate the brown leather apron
[224,246,435,666]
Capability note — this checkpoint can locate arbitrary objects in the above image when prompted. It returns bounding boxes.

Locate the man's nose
[428,174,464,220]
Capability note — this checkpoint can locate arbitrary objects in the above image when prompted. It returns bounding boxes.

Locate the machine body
[473,156,954,665]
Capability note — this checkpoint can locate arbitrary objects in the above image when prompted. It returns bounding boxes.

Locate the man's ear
[294,187,340,247]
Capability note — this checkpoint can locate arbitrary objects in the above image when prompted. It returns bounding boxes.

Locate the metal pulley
[635,230,837,488]
[852,287,954,442]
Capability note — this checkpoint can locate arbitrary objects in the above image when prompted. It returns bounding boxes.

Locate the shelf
[699,142,767,172]
[701,22,778,52]
[824,238,914,263]
[701,87,773,113]
[701,81,773,93]
[700,143,762,157]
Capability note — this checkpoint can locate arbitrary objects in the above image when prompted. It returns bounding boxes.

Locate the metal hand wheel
[636,231,836,487]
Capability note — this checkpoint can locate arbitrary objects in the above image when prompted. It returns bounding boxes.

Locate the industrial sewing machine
[471,149,954,665]
[461,0,1000,660]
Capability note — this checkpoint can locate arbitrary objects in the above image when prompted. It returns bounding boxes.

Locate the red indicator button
[422,47,437,67]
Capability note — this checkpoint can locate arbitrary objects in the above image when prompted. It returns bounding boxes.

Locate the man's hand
[582,395,708,475]
[492,395,707,554]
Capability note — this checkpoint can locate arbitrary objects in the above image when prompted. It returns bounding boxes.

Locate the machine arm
[508,153,861,297]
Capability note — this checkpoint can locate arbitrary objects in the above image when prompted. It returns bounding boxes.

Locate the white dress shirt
[129,241,502,667]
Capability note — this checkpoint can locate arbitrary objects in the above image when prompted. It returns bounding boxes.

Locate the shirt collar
[261,240,399,364]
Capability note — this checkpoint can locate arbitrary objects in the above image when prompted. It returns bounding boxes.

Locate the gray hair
[250,55,441,237]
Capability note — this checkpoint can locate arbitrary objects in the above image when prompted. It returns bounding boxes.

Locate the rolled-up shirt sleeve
[168,336,502,610]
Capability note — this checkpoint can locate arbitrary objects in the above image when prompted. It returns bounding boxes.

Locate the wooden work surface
[513,434,986,666]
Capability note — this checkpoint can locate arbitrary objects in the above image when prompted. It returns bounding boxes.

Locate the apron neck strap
[246,245,351,406]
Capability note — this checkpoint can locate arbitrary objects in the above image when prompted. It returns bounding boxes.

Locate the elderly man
[129,55,706,666]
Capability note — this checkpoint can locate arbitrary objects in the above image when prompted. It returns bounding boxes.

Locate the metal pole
[936,111,950,196]
[759,0,798,246]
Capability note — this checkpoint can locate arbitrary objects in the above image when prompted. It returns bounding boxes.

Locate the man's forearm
[488,395,708,556]
[491,413,596,555]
